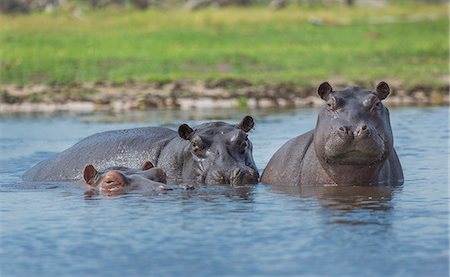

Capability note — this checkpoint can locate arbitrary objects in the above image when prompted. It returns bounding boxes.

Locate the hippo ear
[375,81,390,100]
[142,161,154,170]
[318,82,333,101]
[178,124,194,140]
[237,116,254,132]
[83,164,98,185]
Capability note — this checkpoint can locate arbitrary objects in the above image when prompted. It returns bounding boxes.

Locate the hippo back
[261,130,314,186]
[23,127,177,181]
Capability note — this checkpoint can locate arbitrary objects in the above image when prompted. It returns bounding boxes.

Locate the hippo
[83,161,172,196]
[23,116,259,185]
[261,81,404,186]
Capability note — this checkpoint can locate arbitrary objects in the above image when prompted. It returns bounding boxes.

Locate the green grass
[0,4,448,87]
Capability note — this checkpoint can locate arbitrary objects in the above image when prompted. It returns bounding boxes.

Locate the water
[0,107,448,277]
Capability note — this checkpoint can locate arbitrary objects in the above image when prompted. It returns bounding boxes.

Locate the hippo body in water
[24,116,259,185]
[83,161,171,196]
[261,82,403,187]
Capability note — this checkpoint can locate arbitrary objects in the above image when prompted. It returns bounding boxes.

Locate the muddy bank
[0,80,448,113]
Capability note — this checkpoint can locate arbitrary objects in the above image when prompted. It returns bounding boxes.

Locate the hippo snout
[206,166,259,185]
[337,125,369,140]
[230,167,259,185]
[326,123,386,165]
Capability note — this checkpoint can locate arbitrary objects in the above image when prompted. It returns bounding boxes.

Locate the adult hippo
[261,82,403,186]
[83,161,172,196]
[23,116,259,185]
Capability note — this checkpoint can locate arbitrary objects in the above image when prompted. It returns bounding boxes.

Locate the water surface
[0,107,448,276]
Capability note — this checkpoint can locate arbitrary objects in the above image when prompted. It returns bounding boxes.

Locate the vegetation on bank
[0,4,448,89]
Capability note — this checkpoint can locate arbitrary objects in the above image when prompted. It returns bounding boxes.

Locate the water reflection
[10,178,257,203]
[81,182,255,202]
[270,184,402,225]
[191,184,255,202]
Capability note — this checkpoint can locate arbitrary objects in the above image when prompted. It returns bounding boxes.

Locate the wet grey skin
[23,116,259,185]
[83,161,170,196]
[261,81,404,187]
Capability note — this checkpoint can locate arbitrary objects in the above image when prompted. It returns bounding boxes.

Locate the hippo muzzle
[324,125,387,165]
[204,166,259,185]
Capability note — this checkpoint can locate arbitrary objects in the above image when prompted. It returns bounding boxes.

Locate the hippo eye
[372,101,382,111]
[104,178,115,184]
[191,140,207,156]
[326,97,337,111]
[239,141,248,152]
[192,142,200,151]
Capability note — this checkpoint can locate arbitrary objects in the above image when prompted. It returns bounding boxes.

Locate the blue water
[0,107,448,277]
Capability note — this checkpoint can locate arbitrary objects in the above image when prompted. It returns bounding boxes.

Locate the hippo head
[83,161,166,195]
[314,81,394,167]
[178,116,259,185]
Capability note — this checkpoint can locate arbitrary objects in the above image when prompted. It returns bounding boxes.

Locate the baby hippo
[83,161,171,195]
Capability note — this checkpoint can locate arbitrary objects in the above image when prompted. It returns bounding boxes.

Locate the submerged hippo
[261,81,404,186]
[23,116,259,185]
[83,161,171,195]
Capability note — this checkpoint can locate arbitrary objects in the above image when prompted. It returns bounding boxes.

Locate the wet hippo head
[178,116,259,185]
[83,161,167,195]
[314,81,393,167]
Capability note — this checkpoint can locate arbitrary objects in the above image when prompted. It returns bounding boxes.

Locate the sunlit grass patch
[0,4,448,86]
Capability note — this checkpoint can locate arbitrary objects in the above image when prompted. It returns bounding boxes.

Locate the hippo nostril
[232,168,242,178]
[355,125,369,138]
[210,170,225,184]
[230,168,244,185]
[338,126,351,138]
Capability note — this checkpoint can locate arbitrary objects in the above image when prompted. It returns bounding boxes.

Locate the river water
[0,107,448,277]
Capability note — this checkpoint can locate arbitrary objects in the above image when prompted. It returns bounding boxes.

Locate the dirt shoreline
[1,80,448,113]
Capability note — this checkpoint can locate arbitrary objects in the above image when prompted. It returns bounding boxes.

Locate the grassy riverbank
[1,4,448,88]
